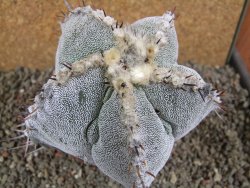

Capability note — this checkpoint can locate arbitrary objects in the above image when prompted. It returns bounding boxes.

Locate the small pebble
[170,171,177,184]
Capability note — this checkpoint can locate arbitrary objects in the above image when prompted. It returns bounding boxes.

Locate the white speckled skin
[92,89,174,187]
[55,6,116,73]
[24,5,220,188]
[26,68,106,163]
[131,14,178,67]
[143,81,216,140]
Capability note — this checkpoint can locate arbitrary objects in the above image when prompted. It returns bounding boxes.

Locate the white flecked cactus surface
[22,2,222,188]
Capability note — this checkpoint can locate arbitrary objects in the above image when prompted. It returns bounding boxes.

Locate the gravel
[0,63,249,188]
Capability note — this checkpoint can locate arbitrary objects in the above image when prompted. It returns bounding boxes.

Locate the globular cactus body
[23,4,222,188]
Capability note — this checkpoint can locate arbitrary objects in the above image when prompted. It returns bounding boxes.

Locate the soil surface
[0,63,249,188]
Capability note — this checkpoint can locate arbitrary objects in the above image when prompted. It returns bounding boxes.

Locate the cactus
[21,2,223,188]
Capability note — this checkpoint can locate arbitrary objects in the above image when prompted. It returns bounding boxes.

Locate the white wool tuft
[171,76,184,87]
[104,48,121,66]
[57,68,72,85]
[113,28,125,38]
[92,9,105,19]
[130,64,154,85]
[163,11,174,22]
[156,31,165,39]
[72,60,85,74]
[135,40,147,57]
[103,16,115,26]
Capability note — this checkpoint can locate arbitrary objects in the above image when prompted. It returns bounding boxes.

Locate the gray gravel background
[0,63,249,188]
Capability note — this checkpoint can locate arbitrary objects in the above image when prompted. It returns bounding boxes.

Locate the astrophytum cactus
[22,2,223,188]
